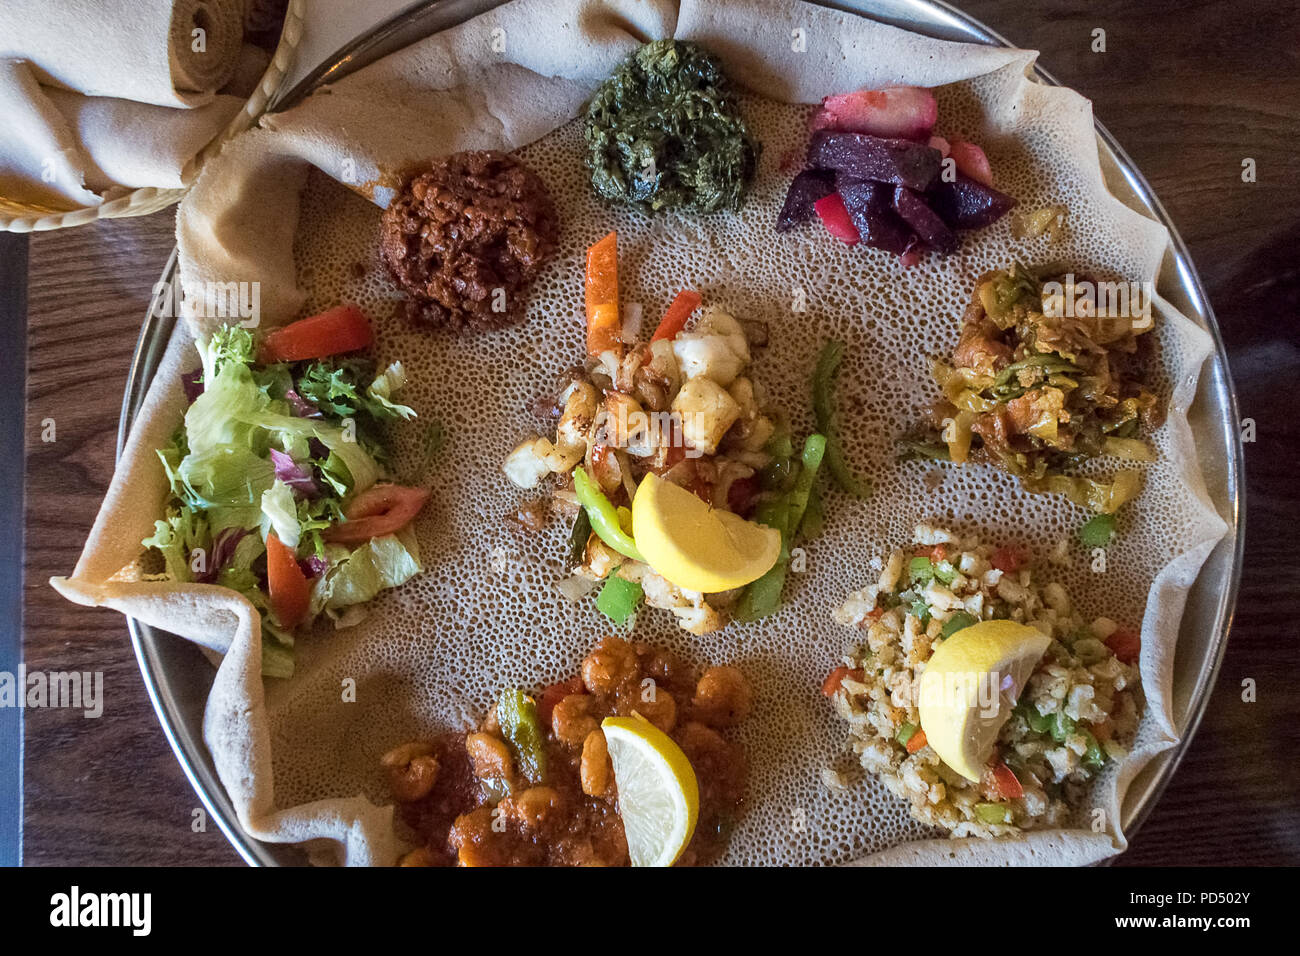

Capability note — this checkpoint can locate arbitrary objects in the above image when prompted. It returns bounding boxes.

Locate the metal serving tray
[121,0,1244,866]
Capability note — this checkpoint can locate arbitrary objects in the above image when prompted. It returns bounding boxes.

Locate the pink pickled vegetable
[949,139,994,187]
[928,135,951,158]
[813,193,861,245]
[810,86,938,141]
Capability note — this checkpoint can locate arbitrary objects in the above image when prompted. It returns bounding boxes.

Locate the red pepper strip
[585,231,621,359]
[538,676,585,726]
[650,289,703,342]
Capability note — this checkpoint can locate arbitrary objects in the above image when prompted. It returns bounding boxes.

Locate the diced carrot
[1105,627,1141,664]
[822,666,863,697]
[265,533,310,631]
[905,728,928,754]
[585,231,622,359]
[259,304,373,363]
[650,289,702,342]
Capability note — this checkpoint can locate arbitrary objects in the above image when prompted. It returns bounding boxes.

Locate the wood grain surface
[19,1,1300,866]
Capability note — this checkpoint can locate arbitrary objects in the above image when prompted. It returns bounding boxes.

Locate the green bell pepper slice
[596,574,643,625]
[573,466,643,562]
[939,611,978,640]
[1078,513,1117,548]
[812,340,872,498]
[974,802,1013,825]
[497,688,547,785]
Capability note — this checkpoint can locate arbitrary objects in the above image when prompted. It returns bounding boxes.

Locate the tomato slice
[259,304,374,364]
[537,676,585,727]
[265,533,310,630]
[990,760,1024,799]
[323,483,430,544]
[1105,627,1141,664]
[990,545,1027,573]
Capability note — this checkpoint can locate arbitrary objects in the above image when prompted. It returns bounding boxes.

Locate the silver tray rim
[119,0,1244,866]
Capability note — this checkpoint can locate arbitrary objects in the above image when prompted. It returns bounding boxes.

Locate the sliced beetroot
[893,186,958,253]
[808,131,942,192]
[836,175,915,255]
[777,168,836,231]
[813,192,861,244]
[949,139,994,187]
[927,174,1017,230]
[809,86,938,141]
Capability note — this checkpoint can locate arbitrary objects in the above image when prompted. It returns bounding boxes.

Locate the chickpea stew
[384,636,752,866]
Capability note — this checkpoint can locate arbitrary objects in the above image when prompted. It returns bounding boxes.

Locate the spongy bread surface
[52,0,1227,865]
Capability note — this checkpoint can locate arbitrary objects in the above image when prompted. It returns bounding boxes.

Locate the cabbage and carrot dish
[907,264,1162,513]
[142,306,430,677]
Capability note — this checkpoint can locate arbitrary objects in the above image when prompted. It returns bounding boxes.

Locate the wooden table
[19,1,1300,865]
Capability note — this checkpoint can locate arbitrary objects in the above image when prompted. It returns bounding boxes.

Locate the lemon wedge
[602,716,699,867]
[631,473,780,592]
[917,619,1051,781]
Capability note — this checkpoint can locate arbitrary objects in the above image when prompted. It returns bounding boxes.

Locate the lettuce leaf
[260,636,296,679]
[142,506,209,582]
[260,479,300,548]
[186,337,382,500]
[366,362,417,421]
[296,357,415,424]
[308,526,422,620]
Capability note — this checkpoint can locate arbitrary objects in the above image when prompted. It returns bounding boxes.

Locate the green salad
[143,305,431,677]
